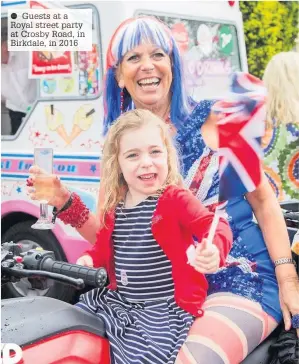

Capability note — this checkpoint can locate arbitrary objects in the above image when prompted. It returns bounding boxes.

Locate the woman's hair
[263,52,299,126]
[103,16,189,134]
[100,109,182,225]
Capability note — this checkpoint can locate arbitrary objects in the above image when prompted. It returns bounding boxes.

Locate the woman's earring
[118,80,125,114]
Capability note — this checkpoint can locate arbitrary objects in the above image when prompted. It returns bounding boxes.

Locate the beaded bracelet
[274,257,297,268]
[52,192,90,229]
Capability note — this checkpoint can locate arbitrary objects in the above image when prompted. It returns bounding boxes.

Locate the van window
[38,4,102,99]
[139,12,242,101]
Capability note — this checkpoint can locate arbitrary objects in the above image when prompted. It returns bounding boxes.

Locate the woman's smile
[137,77,161,91]
[119,43,172,110]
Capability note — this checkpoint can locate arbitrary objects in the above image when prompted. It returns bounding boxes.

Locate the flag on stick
[206,72,267,245]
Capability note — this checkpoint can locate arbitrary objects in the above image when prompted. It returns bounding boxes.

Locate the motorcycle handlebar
[2,247,108,290]
[2,266,85,290]
[40,258,107,289]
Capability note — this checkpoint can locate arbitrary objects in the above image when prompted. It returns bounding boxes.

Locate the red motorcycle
[2,206,298,364]
[1,244,282,364]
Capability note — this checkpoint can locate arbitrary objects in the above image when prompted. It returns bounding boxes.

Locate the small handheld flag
[212,72,267,202]
[207,72,266,245]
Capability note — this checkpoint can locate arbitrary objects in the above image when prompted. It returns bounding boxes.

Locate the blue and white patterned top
[77,194,194,364]
[176,100,282,323]
[113,196,175,302]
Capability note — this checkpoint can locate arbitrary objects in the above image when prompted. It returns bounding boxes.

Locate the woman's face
[118,43,172,111]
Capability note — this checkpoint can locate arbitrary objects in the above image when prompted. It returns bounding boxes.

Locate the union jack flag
[212,72,267,202]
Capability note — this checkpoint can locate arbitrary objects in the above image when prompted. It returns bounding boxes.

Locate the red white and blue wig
[103,16,189,134]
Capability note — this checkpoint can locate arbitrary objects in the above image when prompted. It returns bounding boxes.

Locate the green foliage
[239,1,299,78]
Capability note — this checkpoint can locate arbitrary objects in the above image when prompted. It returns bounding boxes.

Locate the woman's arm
[246,174,296,280]
[246,174,299,334]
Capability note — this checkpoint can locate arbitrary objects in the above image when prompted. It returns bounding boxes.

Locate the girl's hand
[27,165,70,209]
[278,275,299,338]
[76,254,94,267]
[194,239,221,274]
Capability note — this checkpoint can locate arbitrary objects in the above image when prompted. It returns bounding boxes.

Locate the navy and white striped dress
[76,196,194,364]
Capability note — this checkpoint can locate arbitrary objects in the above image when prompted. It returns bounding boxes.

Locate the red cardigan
[85,186,232,317]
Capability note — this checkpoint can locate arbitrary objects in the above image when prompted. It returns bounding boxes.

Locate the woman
[262,52,299,202]
[28,16,299,363]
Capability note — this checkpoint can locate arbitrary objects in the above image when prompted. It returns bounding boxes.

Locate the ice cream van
[1,0,247,300]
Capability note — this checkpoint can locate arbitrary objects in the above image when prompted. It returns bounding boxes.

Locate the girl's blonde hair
[263,52,299,126]
[100,109,182,225]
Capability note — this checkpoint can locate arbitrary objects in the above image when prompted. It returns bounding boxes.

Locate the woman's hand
[27,165,70,209]
[194,239,221,274]
[76,254,94,267]
[278,272,299,337]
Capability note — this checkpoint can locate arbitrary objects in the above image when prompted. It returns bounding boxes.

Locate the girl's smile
[118,124,168,206]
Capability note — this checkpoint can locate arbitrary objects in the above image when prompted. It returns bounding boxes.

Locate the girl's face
[118,124,168,204]
[118,43,172,111]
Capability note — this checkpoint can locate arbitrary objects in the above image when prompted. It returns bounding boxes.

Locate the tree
[239,1,299,78]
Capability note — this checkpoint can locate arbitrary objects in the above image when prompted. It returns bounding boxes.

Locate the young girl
[76,109,232,364]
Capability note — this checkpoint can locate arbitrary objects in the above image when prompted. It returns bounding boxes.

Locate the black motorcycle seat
[240,324,282,364]
[1,296,106,347]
